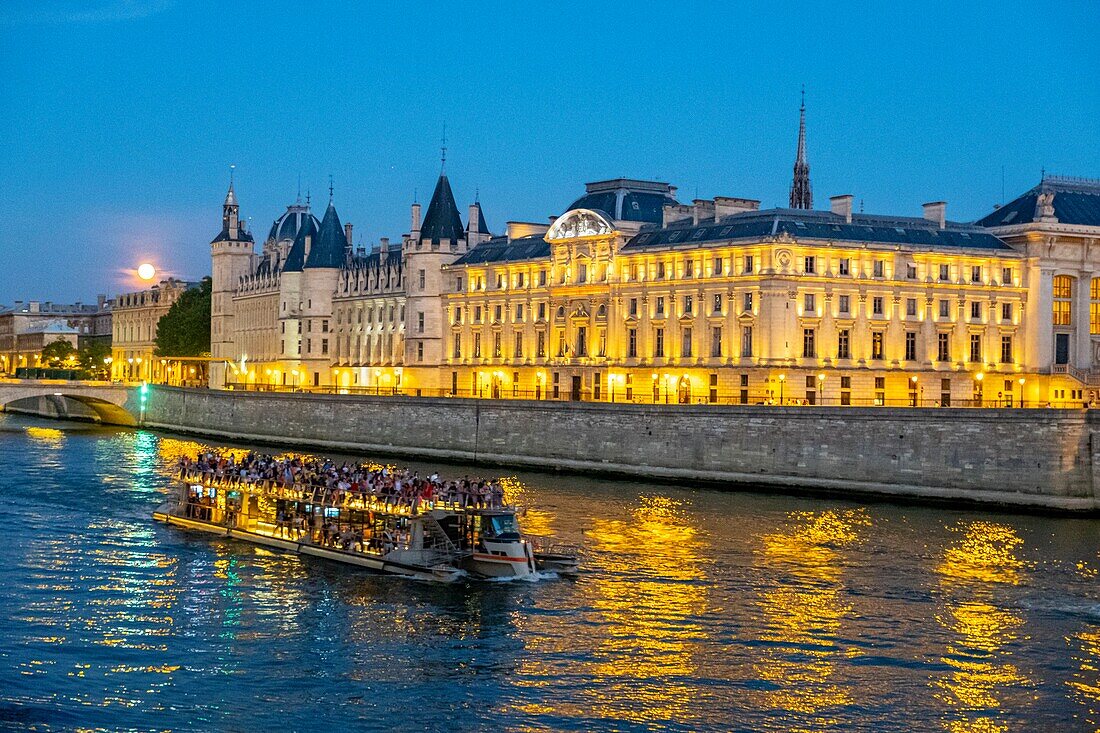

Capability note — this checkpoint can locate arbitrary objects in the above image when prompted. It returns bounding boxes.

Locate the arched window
[1053,275,1074,326]
[1091,278,1100,335]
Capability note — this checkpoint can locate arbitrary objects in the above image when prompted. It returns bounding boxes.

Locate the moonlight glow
[137,263,156,281]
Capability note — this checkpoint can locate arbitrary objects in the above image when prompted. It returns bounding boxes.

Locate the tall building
[0,297,111,375]
[207,108,1100,407]
[111,278,198,382]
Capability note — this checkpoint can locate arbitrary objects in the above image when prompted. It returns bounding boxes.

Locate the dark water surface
[2,414,1100,732]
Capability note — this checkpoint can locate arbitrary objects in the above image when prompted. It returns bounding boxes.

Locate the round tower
[209,177,255,389]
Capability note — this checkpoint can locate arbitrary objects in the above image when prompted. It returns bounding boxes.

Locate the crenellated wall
[139,386,1100,512]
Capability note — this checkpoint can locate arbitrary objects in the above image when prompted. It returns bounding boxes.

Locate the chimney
[344,223,353,245]
[411,203,421,234]
[662,203,694,227]
[692,199,715,225]
[469,203,481,234]
[922,201,946,229]
[714,197,760,219]
[830,195,854,223]
[380,237,390,256]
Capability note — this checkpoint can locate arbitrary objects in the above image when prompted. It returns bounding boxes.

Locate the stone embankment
[136,386,1100,513]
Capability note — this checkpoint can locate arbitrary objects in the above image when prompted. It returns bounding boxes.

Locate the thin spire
[789,87,813,209]
[306,188,311,207]
[297,173,302,203]
[475,187,480,204]
[441,122,447,173]
[224,164,238,207]
[328,174,334,202]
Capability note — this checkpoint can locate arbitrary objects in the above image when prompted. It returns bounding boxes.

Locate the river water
[1,413,1100,732]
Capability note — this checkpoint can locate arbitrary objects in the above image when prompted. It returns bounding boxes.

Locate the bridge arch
[0,383,138,426]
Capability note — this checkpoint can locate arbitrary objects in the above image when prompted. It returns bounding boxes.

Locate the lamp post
[817,372,825,405]
[778,374,785,404]
[1018,377,1026,408]
[975,371,984,407]
[910,375,918,407]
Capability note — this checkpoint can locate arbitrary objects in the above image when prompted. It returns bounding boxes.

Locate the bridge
[0,381,140,425]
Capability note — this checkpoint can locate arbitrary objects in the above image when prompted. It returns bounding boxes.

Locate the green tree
[41,338,76,366]
[78,339,112,376]
[154,278,211,357]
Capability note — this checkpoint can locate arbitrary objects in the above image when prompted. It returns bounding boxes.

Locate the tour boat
[152,475,578,582]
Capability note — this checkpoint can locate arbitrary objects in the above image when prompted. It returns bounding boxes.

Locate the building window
[839,258,850,276]
[453,335,461,358]
[681,328,693,357]
[970,301,981,321]
[840,375,851,405]
[838,295,850,314]
[906,263,917,279]
[417,341,424,362]
[874,376,885,406]
[873,260,884,278]
[683,295,693,315]
[711,327,722,357]
[741,326,753,357]
[1091,278,1100,334]
[536,331,546,358]
[557,330,565,357]
[629,298,638,317]
[657,262,666,279]
[872,331,884,360]
[514,331,523,358]
[970,334,982,363]
[489,332,499,358]
[598,328,607,357]
[321,338,328,355]
[939,300,950,319]
[517,272,526,288]
[713,293,722,313]
[1002,267,1013,285]
[537,302,546,321]
[939,264,950,282]
[906,298,917,317]
[938,332,950,362]
[971,265,982,283]
[685,260,695,278]
[837,329,850,359]
[872,297,884,316]
[1054,275,1073,325]
[804,293,816,313]
[494,304,502,323]
[654,328,665,358]
[1002,302,1012,322]
[628,328,637,358]
[743,292,753,312]
[418,269,426,290]
[712,257,723,276]
[905,331,916,361]
[804,256,816,274]
[803,328,816,358]
[1001,335,1013,363]
[656,297,665,316]
[474,333,482,358]
[744,255,754,274]
[417,312,425,333]
[577,263,587,283]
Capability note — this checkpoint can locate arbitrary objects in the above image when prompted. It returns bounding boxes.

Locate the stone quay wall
[140,386,1100,512]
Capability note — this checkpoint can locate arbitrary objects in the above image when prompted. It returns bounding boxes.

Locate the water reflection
[934,521,1030,732]
[580,495,709,727]
[751,509,869,728]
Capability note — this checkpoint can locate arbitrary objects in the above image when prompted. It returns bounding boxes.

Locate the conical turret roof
[304,200,348,268]
[420,174,465,244]
[282,212,318,272]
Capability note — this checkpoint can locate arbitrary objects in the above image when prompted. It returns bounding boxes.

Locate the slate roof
[210,224,254,244]
[304,201,348,268]
[623,208,1011,252]
[452,235,550,265]
[282,212,318,273]
[567,180,678,224]
[266,204,320,244]
[420,174,465,244]
[976,176,1100,228]
[467,201,491,236]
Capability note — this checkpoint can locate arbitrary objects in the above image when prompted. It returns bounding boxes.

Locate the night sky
[1,0,1096,303]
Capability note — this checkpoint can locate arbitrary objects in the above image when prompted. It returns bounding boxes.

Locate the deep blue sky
[1,0,1097,304]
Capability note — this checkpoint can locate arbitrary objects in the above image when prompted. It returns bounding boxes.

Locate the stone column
[1078,270,1093,371]
[1028,265,1054,371]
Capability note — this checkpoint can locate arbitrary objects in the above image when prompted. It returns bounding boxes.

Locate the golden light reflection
[752,509,870,728]
[25,426,64,444]
[1069,627,1100,730]
[934,521,1030,732]
[574,494,709,726]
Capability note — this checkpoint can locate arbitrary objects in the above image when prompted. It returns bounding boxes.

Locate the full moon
[137,263,156,281]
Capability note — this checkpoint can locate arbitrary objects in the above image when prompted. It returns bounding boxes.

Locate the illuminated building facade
[111,278,196,382]
[0,297,111,375]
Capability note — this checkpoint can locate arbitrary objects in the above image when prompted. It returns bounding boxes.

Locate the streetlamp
[910,375,918,407]
[975,371,984,407]
[778,374,786,404]
[817,372,825,404]
[1018,377,1026,408]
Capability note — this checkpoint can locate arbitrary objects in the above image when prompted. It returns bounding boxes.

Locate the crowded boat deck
[153,450,580,581]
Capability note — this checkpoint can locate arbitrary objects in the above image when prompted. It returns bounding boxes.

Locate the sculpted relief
[547,209,614,241]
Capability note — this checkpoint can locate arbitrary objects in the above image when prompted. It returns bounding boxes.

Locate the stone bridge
[0,381,140,425]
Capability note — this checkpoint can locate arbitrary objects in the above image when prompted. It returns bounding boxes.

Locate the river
[1,413,1099,731]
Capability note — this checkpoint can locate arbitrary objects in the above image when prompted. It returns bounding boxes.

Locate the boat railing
[523,533,581,558]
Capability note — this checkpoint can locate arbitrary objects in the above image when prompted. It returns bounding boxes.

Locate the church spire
[789,87,813,210]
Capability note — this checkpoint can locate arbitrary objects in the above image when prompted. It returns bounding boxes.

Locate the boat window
[482,514,520,539]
